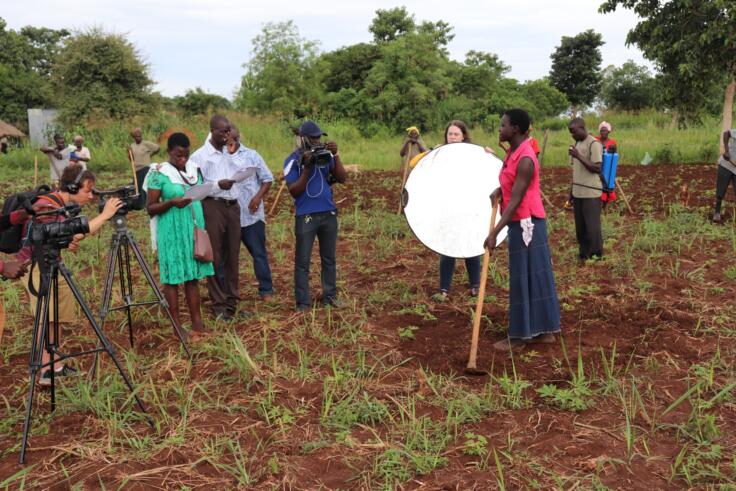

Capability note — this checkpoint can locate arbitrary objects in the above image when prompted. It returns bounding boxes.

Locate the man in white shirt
[229,125,275,301]
[189,115,245,321]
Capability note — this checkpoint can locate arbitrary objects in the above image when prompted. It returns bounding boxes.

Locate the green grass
[0,109,725,178]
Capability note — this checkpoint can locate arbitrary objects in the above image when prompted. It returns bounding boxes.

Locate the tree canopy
[548,29,604,115]
[600,0,736,126]
[234,20,321,117]
[600,61,657,112]
[53,27,154,125]
[0,18,68,128]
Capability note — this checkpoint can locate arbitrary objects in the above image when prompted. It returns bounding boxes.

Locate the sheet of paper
[231,167,256,183]
[183,182,215,201]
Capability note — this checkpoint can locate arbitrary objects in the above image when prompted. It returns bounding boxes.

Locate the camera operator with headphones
[15,165,122,385]
[284,120,347,311]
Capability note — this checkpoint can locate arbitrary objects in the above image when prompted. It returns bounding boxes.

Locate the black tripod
[98,213,191,358]
[21,244,151,464]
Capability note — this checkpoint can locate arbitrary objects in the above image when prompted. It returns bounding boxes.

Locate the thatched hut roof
[0,120,25,138]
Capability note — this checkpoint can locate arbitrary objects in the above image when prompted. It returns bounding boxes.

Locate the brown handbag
[191,206,213,262]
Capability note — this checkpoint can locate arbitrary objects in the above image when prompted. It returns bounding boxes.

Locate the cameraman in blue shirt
[284,121,347,311]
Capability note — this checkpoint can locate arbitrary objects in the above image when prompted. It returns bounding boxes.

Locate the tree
[453,50,510,100]
[368,7,415,43]
[174,87,231,116]
[53,28,153,125]
[600,1,735,142]
[320,43,380,93]
[0,18,69,127]
[235,21,320,116]
[519,79,569,122]
[360,29,452,131]
[548,29,604,115]
[600,61,656,111]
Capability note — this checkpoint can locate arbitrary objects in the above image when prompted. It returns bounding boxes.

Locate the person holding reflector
[484,109,560,351]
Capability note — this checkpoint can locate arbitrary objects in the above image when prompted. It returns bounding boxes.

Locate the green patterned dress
[147,170,214,285]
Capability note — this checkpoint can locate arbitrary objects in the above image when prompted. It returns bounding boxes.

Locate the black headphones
[65,167,85,194]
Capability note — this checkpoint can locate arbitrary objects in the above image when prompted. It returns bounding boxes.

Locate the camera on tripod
[30,204,90,249]
[95,185,143,216]
[301,140,333,168]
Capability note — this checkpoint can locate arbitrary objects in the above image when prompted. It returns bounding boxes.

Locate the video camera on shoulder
[95,185,143,216]
[30,203,89,249]
[300,138,333,169]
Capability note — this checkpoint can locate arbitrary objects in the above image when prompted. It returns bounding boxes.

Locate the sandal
[37,365,79,387]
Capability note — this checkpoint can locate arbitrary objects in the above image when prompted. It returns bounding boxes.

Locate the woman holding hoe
[484,109,560,351]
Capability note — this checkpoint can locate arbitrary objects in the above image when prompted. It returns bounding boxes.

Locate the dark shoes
[322,296,341,308]
[215,310,252,323]
[295,296,341,312]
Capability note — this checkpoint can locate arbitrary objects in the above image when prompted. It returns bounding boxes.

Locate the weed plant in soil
[0,161,735,488]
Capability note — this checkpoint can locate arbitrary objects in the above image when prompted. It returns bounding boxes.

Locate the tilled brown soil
[1,163,734,489]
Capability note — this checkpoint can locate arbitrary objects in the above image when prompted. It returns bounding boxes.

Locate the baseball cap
[299,120,327,138]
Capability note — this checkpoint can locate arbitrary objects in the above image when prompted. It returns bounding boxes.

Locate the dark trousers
[294,211,338,307]
[202,198,241,314]
[439,255,481,291]
[241,220,274,295]
[573,197,603,259]
[715,165,736,212]
[136,167,149,209]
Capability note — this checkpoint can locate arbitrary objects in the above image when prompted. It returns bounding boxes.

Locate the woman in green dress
[145,133,213,334]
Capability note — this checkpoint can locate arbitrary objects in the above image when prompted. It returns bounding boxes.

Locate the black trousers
[715,165,736,212]
[202,198,241,314]
[573,197,603,259]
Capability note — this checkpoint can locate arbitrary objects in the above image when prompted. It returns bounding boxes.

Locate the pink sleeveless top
[499,138,545,221]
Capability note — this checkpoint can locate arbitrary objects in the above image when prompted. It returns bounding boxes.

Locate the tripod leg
[94,236,123,377]
[99,235,122,325]
[118,242,134,348]
[126,234,192,358]
[58,263,152,425]
[20,263,52,464]
[49,271,59,411]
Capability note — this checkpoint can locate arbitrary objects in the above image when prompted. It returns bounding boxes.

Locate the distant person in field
[69,135,90,170]
[284,120,347,311]
[144,132,213,337]
[596,121,617,153]
[713,128,736,223]
[0,136,8,154]
[129,128,160,206]
[432,120,482,301]
[400,126,427,165]
[40,134,72,185]
[485,108,560,350]
[190,115,246,322]
[596,121,618,205]
[568,117,604,261]
[229,124,275,301]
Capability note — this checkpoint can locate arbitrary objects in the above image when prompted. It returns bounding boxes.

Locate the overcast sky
[4,0,649,98]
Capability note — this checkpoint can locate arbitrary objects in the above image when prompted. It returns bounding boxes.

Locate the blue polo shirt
[283,150,337,216]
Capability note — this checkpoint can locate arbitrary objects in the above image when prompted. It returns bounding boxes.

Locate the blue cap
[299,120,327,138]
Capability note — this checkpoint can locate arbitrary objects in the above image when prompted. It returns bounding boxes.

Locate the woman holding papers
[144,132,213,336]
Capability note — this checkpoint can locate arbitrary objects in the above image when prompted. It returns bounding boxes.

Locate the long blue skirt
[507,218,561,339]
